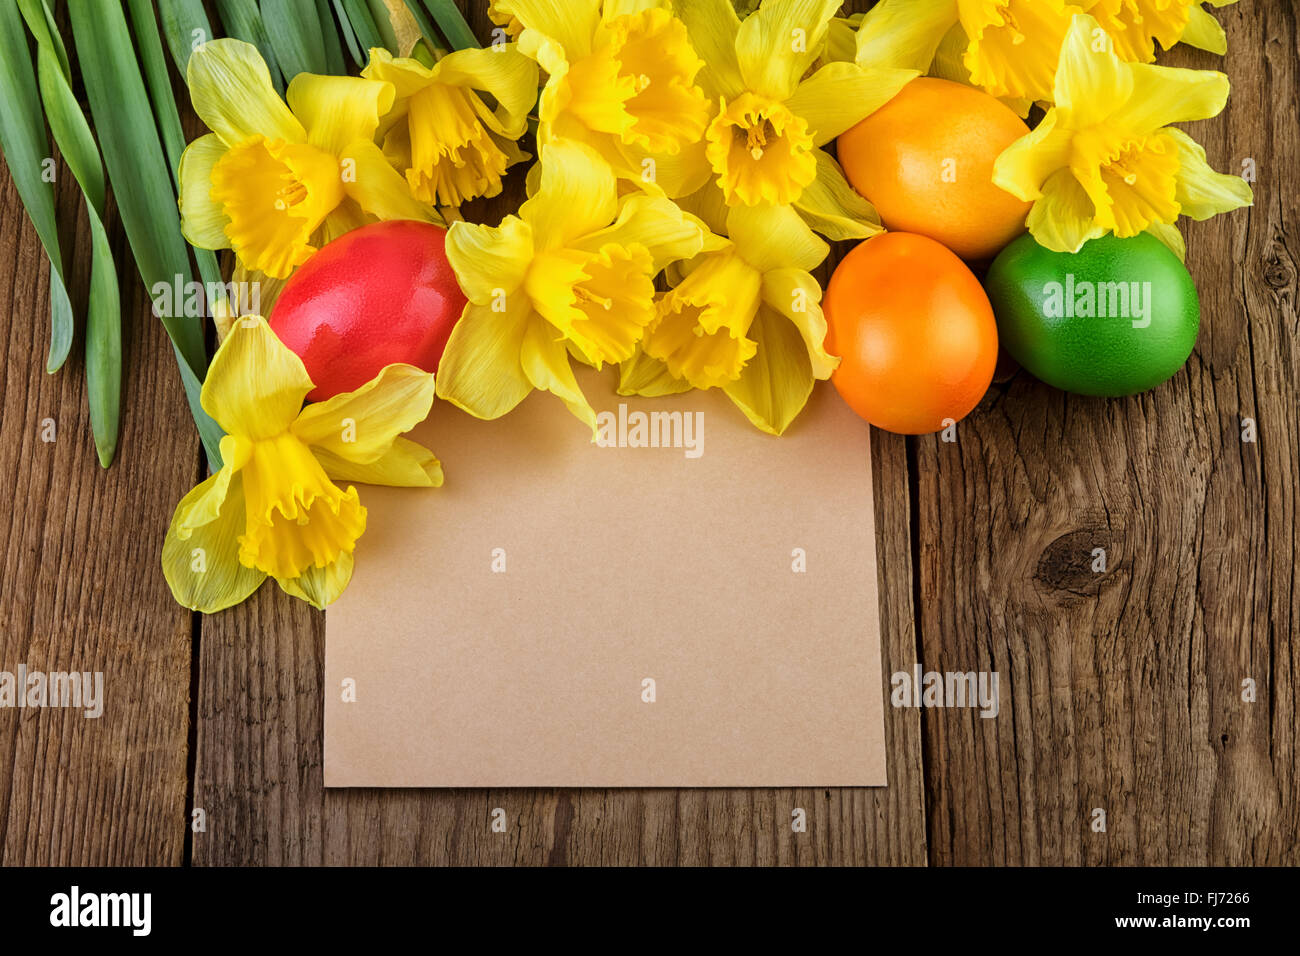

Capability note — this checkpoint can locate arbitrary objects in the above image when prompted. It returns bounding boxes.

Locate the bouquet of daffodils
[0,0,1249,614]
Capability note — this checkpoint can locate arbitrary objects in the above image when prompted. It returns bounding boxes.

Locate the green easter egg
[984,232,1200,397]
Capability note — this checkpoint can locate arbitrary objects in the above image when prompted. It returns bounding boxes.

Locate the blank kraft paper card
[324,368,886,787]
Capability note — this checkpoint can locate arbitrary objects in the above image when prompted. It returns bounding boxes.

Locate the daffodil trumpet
[491,0,713,197]
[668,0,915,240]
[162,316,442,613]
[622,201,839,436]
[178,39,440,281]
[993,14,1252,254]
[362,45,539,208]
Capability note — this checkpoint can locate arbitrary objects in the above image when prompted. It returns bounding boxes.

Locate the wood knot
[1033,529,1114,597]
[1262,240,1296,290]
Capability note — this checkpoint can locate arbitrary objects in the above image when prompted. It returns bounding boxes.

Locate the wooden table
[0,2,1295,866]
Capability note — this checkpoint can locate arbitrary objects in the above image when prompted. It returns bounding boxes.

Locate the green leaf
[126,0,230,318]
[341,0,389,58]
[421,0,479,50]
[174,345,226,470]
[69,0,222,467]
[0,0,74,372]
[83,204,122,467]
[261,0,329,79]
[17,0,69,80]
[215,0,285,93]
[158,0,217,73]
[31,26,121,464]
[330,0,365,65]
[316,0,348,73]
[68,1,206,373]
[365,0,401,52]
[400,0,442,54]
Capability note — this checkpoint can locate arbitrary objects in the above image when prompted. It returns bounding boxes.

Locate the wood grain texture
[0,152,197,865]
[912,1,1299,865]
[1,0,1295,866]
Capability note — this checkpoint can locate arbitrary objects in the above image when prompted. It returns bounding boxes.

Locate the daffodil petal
[1027,168,1107,253]
[854,0,957,71]
[1112,63,1230,134]
[1054,14,1131,130]
[1180,4,1228,55]
[361,47,433,102]
[673,0,744,98]
[435,300,536,420]
[201,316,314,439]
[292,364,436,462]
[824,14,859,63]
[314,437,444,487]
[1144,220,1186,262]
[445,216,533,304]
[163,474,267,613]
[784,63,918,146]
[992,110,1074,201]
[434,46,539,139]
[791,149,884,241]
[340,139,439,223]
[178,133,231,248]
[188,39,304,146]
[174,447,244,532]
[726,202,827,273]
[321,200,371,245]
[276,551,353,609]
[1165,127,1253,220]
[761,268,837,380]
[632,136,715,198]
[519,139,617,251]
[575,194,703,272]
[520,317,597,434]
[617,346,693,397]
[286,73,394,155]
[735,0,841,101]
[722,305,815,436]
[494,0,601,58]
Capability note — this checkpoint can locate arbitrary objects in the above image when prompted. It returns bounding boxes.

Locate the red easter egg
[270,220,466,400]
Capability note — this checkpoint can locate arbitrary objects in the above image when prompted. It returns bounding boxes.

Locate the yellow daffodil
[853,0,1238,115]
[621,202,838,435]
[993,14,1252,253]
[361,46,538,207]
[178,39,438,280]
[494,0,712,194]
[487,0,523,39]
[163,317,441,612]
[854,0,1077,107]
[675,0,915,239]
[1083,0,1240,62]
[435,139,704,432]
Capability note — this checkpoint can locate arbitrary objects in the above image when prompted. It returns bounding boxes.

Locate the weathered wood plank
[0,152,197,864]
[913,2,1298,865]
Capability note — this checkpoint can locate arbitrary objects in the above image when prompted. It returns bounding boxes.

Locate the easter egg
[270,220,466,401]
[984,232,1200,396]
[824,232,999,435]
[836,77,1032,261]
